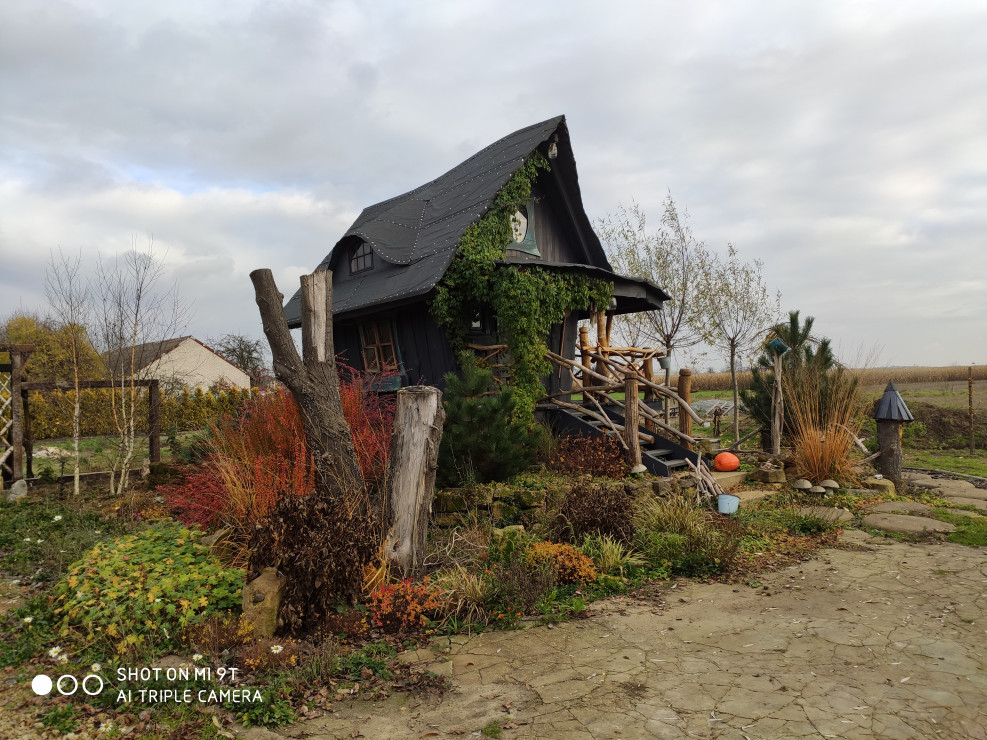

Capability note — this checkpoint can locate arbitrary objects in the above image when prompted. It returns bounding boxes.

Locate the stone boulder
[5,479,28,503]
[242,567,286,638]
[862,476,896,496]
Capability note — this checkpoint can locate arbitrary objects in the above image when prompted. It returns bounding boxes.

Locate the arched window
[350,242,373,273]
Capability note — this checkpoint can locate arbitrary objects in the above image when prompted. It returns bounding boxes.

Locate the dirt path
[283,531,987,740]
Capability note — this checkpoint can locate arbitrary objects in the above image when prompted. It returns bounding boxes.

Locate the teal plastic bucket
[717,494,740,515]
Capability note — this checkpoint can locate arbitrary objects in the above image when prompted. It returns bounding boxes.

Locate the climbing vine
[430,151,613,422]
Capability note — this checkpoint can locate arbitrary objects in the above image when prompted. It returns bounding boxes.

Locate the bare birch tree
[698,244,781,441]
[44,249,93,495]
[598,195,712,420]
[94,239,189,495]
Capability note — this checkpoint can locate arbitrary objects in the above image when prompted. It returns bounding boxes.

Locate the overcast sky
[2,0,985,369]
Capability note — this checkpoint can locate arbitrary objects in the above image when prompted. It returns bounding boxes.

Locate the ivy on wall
[430,151,613,422]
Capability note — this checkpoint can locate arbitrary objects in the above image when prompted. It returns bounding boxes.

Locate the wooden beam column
[623,370,642,468]
[678,368,693,451]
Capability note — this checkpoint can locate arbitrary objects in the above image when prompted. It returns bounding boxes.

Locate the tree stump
[877,420,903,483]
[383,387,445,578]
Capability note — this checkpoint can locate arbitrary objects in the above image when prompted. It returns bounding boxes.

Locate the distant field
[684,365,987,394]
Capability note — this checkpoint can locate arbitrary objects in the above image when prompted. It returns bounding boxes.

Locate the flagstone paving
[284,530,987,739]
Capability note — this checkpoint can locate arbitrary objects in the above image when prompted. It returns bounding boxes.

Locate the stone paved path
[284,532,987,740]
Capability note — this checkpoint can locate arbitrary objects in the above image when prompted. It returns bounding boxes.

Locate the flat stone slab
[943,508,987,518]
[736,489,774,508]
[944,496,987,511]
[712,470,748,489]
[861,513,956,534]
[796,506,853,523]
[864,500,932,515]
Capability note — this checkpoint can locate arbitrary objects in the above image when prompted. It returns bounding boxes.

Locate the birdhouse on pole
[873,381,913,482]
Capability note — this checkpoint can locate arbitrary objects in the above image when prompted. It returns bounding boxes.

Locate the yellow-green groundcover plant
[53,521,244,656]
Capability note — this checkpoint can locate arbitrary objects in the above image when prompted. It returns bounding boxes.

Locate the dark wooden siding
[334,303,457,389]
[393,304,458,389]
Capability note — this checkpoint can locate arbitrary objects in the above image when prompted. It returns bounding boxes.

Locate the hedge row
[27,386,254,440]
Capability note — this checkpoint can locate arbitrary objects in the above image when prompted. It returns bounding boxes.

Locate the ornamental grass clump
[53,522,243,656]
[633,497,740,577]
[783,364,863,484]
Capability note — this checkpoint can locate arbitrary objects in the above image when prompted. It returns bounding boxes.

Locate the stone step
[711,470,748,489]
[861,513,956,534]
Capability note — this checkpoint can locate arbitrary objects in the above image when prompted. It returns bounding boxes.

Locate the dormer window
[350,241,373,274]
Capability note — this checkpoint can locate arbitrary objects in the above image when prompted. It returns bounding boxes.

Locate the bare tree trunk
[730,343,740,443]
[383,387,445,577]
[250,269,367,510]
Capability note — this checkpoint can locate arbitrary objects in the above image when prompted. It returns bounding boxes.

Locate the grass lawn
[28,432,201,476]
[904,448,987,477]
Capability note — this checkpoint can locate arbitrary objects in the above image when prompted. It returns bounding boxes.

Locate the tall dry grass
[686,365,987,392]
[783,365,863,484]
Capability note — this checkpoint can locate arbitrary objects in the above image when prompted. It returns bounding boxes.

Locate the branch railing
[468,338,707,464]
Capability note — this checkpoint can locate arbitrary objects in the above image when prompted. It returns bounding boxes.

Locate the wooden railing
[543,350,703,451]
[468,335,706,467]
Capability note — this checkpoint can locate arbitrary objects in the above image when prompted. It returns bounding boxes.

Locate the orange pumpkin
[713,452,740,472]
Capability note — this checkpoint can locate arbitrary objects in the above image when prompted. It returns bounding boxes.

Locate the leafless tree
[699,244,782,441]
[598,195,713,420]
[94,238,190,495]
[44,249,93,494]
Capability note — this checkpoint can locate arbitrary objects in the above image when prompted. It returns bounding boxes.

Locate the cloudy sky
[2,0,984,369]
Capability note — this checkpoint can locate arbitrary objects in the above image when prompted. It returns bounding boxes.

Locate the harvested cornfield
[682,365,987,393]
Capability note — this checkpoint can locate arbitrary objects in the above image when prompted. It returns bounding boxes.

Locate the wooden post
[579,326,592,399]
[970,365,976,454]
[148,379,161,464]
[11,350,24,481]
[22,391,33,479]
[678,368,693,450]
[770,352,784,455]
[383,386,445,577]
[623,370,642,468]
[643,356,656,433]
[877,420,902,482]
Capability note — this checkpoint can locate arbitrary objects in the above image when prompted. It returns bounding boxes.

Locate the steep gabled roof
[105,336,190,375]
[285,115,613,325]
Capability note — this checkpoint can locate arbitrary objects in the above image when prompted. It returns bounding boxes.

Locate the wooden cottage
[285,116,666,385]
[284,115,700,474]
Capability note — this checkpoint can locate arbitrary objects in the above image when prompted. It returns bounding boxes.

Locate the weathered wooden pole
[579,326,592,399]
[623,370,642,467]
[642,356,656,433]
[10,348,27,482]
[771,352,785,456]
[383,386,445,578]
[874,381,913,484]
[970,365,976,454]
[678,368,693,451]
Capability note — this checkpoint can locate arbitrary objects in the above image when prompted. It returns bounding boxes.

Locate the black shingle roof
[873,380,915,422]
[284,115,621,325]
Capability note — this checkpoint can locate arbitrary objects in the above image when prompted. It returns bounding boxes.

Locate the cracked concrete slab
[282,534,987,739]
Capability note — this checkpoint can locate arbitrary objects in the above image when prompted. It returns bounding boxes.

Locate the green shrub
[52,521,244,656]
[437,362,541,486]
[633,497,740,577]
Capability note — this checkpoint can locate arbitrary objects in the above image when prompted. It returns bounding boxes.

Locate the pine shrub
[437,362,541,486]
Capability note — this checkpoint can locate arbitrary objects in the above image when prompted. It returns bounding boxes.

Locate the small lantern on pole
[873,381,914,482]
[767,337,789,455]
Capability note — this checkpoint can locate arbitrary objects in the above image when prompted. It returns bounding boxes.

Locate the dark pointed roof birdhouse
[873,381,914,422]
